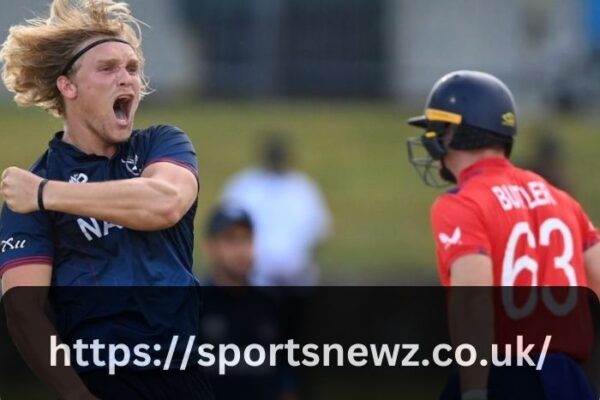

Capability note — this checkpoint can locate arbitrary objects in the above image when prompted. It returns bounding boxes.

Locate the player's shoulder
[131,124,186,140]
[28,150,51,177]
[442,160,523,202]
[512,164,548,182]
[433,177,481,203]
[546,183,584,214]
[501,165,587,219]
[431,187,479,217]
[430,191,484,238]
[127,125,191,155]
[433,189,464,209]
[515,165,576,203]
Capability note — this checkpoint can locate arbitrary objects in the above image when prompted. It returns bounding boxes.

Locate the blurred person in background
[524,128,569,191]
[406,70,600,400]
[202,204,255,287]
[201,204,299,400]
[221,133,331,286]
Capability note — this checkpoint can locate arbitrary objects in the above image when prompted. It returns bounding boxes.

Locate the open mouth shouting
[112,94,134,128]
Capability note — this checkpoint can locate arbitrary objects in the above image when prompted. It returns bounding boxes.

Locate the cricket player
[406,70,600,399]
[0,1,211,399]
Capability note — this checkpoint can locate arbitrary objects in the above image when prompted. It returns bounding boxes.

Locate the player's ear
[56,75,78,100]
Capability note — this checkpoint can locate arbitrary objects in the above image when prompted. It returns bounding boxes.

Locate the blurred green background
[3,0,600,284]
[1,102,597,283]
[3,1,600,398]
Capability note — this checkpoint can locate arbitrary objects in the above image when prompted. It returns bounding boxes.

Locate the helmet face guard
[406,136,448,188]
[406,123,457,188]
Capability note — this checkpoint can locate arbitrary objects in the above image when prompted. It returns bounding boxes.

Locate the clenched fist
[0,167,44,213]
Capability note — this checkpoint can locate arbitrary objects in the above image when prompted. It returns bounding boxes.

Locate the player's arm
[1,162,197,231]
[584,242,600,299]
[572,202,600,298]
[433,193,494,400]
[449,255,493,400]
[450,254,493,286]
[1,265,96,400]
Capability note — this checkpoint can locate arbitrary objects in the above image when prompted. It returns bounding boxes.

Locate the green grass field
[0,101,598,282]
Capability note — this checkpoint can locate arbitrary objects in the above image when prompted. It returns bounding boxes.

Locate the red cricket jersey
[431,157,600,287]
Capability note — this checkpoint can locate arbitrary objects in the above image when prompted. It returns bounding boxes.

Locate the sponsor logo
[69,173,88,184]
[121,154,140,176]
[439,227,462,250]
[1,237,26,253]
[501,112,516,127]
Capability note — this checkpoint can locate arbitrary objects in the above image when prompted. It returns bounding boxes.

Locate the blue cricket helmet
[408,70,517,138]
[406,70,518,187]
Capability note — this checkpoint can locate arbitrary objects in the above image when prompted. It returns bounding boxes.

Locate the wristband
[37,179,49,211]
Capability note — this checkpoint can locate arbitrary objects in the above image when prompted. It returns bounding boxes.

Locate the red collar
[457,157,511,185]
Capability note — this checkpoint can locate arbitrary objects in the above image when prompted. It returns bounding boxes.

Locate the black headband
[61,38,131,75]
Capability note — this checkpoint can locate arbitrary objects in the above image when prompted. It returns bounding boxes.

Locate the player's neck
[446,149,506,180]
[62,118,117,158]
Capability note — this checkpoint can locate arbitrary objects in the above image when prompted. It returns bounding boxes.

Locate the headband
[61,38,131,75]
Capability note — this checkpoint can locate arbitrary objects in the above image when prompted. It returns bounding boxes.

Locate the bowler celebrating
[0,0,210,399]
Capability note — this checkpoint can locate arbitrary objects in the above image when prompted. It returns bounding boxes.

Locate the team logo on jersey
[69,173,88,184]
[1,237,26,253]
[121,154,140,176]
[439,227,462,250]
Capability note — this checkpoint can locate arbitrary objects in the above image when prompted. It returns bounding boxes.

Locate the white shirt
[221,168,331,285]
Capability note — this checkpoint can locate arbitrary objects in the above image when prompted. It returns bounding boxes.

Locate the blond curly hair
[0,0,150,117]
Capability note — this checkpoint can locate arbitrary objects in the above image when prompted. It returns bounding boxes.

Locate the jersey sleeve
[431,194,491,284]
[573,201,600,251]
[0,205,53,278]
[144,125,198,176]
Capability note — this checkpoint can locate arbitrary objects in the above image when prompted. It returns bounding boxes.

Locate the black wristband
[38,179,49,211]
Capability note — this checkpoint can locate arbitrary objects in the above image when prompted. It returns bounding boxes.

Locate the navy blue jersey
[0,124,198,286]
[0,125,201,370]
